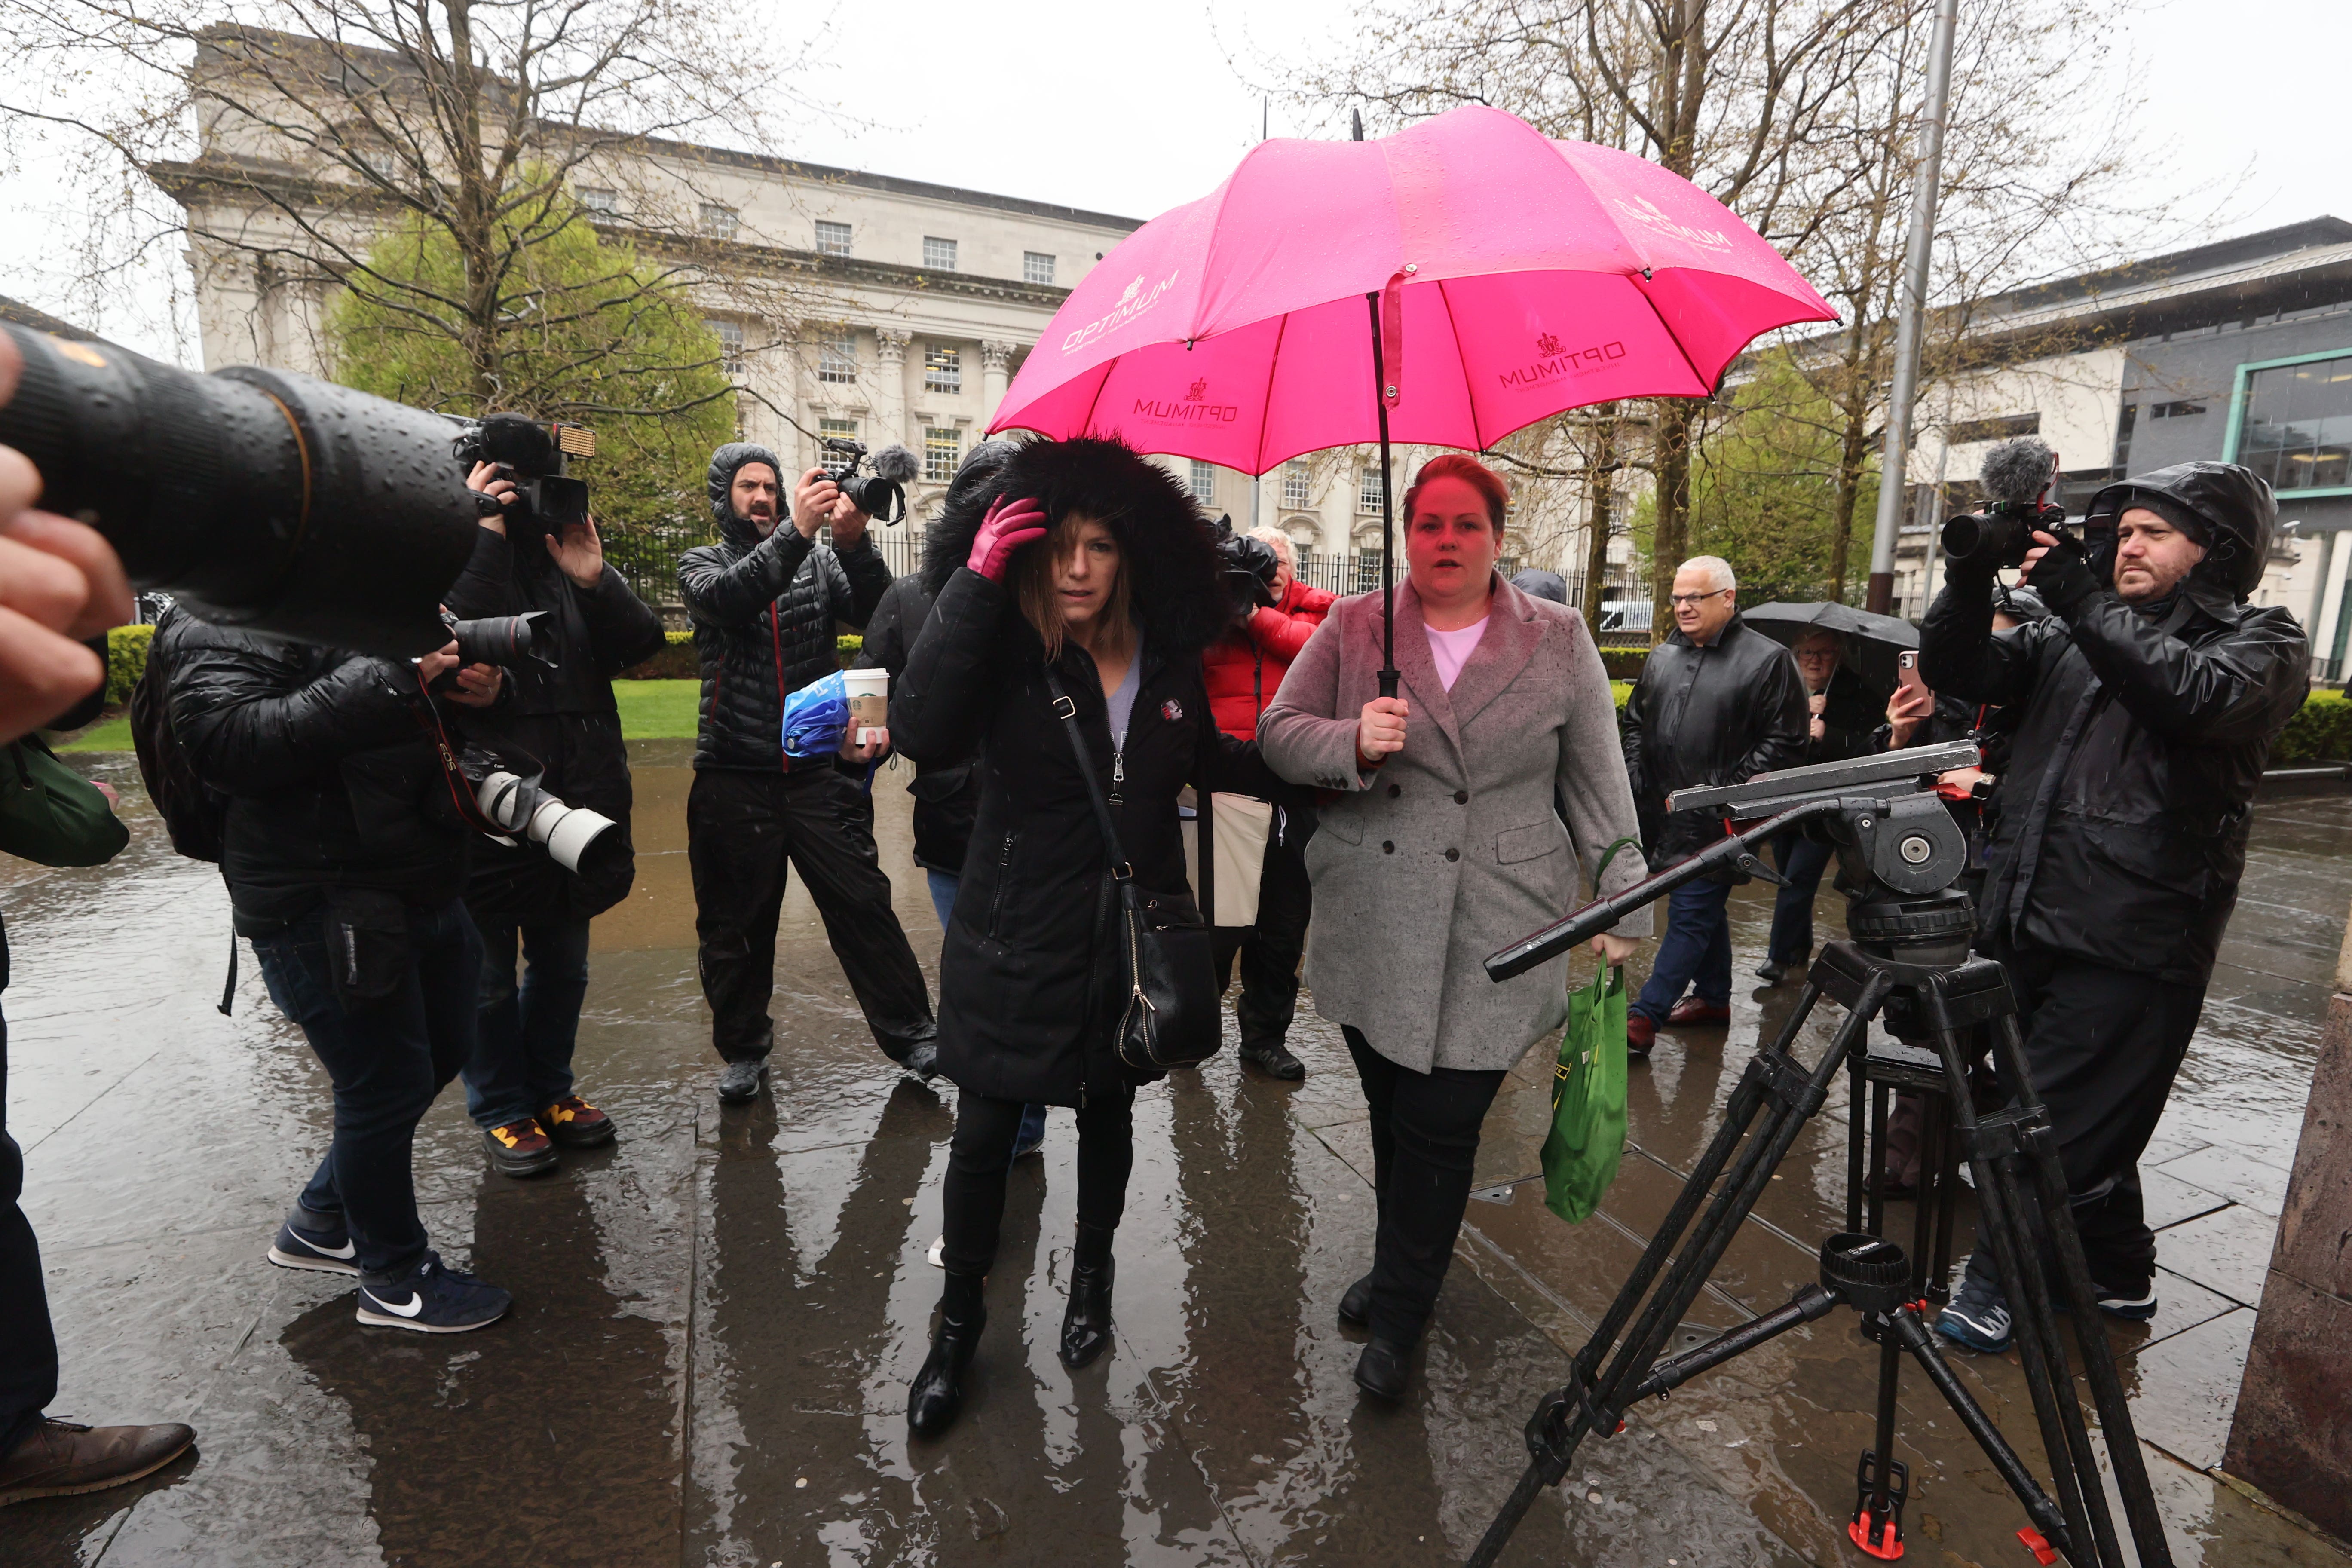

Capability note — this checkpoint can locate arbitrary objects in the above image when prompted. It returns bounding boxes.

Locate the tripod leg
[1853,1327,1907,1559]
[1927,1092,1959,1305]
[1993,1014,2179,1568]
[1888,1305,2076,1561]
[1924,986,2117,1567]
[1908,1094,1939,1299]
[1847,1050,1866,1233]
[1866,1079,1893,1237]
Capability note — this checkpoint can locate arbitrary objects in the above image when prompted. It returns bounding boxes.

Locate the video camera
[0,322,478,656]
[450,413,595,534]
[1210,515,1280,617]
[816,436,915,524]
[1940,435,2069,572]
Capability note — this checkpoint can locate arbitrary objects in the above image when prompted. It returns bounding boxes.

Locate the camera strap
[406,670,512,840]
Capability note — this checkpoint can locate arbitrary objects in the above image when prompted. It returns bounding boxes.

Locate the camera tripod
[1464,747,2175,1568]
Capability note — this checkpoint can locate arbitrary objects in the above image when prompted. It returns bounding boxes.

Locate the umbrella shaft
[1368,291,1399,691]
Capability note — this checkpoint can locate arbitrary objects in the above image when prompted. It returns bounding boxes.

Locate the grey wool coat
[1259,575,1651,1074]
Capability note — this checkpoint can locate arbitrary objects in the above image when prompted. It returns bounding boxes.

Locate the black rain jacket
[857,573,975,876]
[1920,489,2308,984]
[162,615,469,928]
[1619,612,1810,864]
[442,524,665,922]
[678,505,892,773]
[891,436,1264,1106]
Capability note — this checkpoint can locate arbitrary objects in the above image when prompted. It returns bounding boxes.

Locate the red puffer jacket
[1202,577,1337,741]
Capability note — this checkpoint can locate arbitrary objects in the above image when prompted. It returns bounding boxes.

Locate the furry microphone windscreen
[870,444,920,483]
[1979,437,2056,511]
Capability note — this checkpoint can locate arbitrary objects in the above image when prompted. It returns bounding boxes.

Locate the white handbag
[1183,793,1276,928]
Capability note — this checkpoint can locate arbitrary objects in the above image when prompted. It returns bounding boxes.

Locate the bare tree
[0,0,823,415]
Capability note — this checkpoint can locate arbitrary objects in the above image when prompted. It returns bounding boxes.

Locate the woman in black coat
[891,436,1248,1437]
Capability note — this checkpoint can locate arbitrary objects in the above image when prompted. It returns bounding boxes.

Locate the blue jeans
[251,899,484,1277]
[462,916,592,1130]
[1631,876,1733,1024]
[1764,830,1836,967]
[925,869,1045,1155]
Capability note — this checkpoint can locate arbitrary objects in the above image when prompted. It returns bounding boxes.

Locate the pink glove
[967,495,1049,582]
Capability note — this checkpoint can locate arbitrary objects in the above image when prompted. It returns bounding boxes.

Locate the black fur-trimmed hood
[921,435,1228,658]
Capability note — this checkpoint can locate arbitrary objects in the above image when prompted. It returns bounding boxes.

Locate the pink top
[1425,618,1488,691]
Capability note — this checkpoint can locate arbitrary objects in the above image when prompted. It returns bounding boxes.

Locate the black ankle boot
[908,1272,986,1436]
[1354,1336,1412,1402]
[1059,1223,1117,1369]
[1338,1271,1374,1328]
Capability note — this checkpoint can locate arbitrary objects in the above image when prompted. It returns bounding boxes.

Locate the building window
[1023,251,1056,285]
[815,220,851,257]
[923,236,958,271]
[924,427,962,482]
[708,318,744,377]
[1188,460,1217,505]
[1946,412,2040,444]
[577,187,619,215]
[1353,552,1382,594]
[1359,466,1386,514]
[819,417,858,441]
[699,203,739,240]
[924,344,962,394]
[817,329,856,385]
[1282,461,1311,508]
[2149,400,2207,419]
[2238,354,2352,493]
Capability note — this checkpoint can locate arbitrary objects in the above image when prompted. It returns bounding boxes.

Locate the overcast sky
[1,0,2343,363]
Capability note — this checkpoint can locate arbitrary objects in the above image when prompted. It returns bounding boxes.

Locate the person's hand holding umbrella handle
[968,495,1049,581]
[1357,695,1408,771]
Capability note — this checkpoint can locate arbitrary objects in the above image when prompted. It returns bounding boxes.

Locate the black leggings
[1344,1028,1507,1345]
[940,1088,1134,1277]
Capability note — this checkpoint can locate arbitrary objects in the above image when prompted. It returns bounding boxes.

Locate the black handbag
[1043,668,1224,1073]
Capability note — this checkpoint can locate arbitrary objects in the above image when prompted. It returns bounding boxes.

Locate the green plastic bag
[1540,836,1638,1224]
[0,735,128,868]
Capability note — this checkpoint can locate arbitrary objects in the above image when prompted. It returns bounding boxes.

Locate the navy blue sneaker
[267,1206,359,1277]
[1935,1274,2013,1354]
[355,1252,511,1334]
[1012,1103,1048,1161]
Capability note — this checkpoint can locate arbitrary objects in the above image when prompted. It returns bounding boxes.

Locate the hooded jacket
[1920,461,2308,983]
[442,520,665,921]
[677,443,894,771]
[891,437,1265,1105]
[1619,611,1811,864]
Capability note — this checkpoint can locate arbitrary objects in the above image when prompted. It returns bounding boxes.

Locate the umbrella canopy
[1742,601,1918,694]
[990,104,1836,469]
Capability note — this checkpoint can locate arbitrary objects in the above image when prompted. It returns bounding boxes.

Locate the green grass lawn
[55,679,705,753]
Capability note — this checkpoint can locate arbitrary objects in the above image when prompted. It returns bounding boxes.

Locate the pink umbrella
[990,104,1836,691]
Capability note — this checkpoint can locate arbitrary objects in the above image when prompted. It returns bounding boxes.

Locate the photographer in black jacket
[680,443,937,1104]
[1920,462,2308,1353]
[165,614,514,1334]
[446,463,665,1175]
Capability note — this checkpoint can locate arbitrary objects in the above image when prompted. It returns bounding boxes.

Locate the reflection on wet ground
[3,740,2348,1565]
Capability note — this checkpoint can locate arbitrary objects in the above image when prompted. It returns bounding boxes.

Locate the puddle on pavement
[2,750,2347,1566]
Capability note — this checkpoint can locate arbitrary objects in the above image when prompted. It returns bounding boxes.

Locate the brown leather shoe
[0,1419,195,1506]
[1665,998,1732,1027]
[1626,1013,1657,1057]
[541,1095,616,1149]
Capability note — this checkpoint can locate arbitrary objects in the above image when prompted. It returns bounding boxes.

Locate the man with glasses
[1618,557,1808,1055]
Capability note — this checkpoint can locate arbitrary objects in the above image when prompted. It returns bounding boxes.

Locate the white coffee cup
[840,667,890,733]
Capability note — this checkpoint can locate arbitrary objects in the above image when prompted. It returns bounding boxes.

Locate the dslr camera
[1941,435,2071,570]
[816,437,916,524]
[451,413,595,533]
[1210,515,1280,619]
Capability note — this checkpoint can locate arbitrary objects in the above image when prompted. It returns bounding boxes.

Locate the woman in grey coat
[1259,454,1650,1401]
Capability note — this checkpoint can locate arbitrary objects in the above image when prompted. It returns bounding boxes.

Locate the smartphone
[1897,650,1925,692]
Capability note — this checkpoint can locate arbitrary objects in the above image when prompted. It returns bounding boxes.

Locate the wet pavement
[4,740,2350,1567]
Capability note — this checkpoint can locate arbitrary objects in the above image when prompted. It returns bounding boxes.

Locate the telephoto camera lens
[0,322,479,655]
[446,610,556,668]
[474,770,622,878]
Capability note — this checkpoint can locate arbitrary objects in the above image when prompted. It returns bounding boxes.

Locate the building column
[980,340,1016,431]
[2313,530,2351,677]
[872,328,910,450]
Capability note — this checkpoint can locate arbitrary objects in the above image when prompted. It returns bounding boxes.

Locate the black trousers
[1212,814,1313,1049]
[1963,940,2206,1298]
[940,1088,1133,1277]
[1343,1027,1507,1346]
[0,1001,58,1455]
[687,766,934,1064]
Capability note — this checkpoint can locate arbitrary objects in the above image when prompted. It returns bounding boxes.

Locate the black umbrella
[1742,600,1917,694]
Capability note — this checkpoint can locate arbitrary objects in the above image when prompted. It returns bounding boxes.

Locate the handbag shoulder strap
[1041,666,1133,883]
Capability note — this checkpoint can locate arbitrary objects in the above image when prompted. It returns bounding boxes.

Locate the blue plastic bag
[782,670,849,759]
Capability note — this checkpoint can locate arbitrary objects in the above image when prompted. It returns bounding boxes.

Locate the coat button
[1387,783,1401,798]
[1445,848,1460,862]
[1454,790,1468,804]
[1382,841,1396,854]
